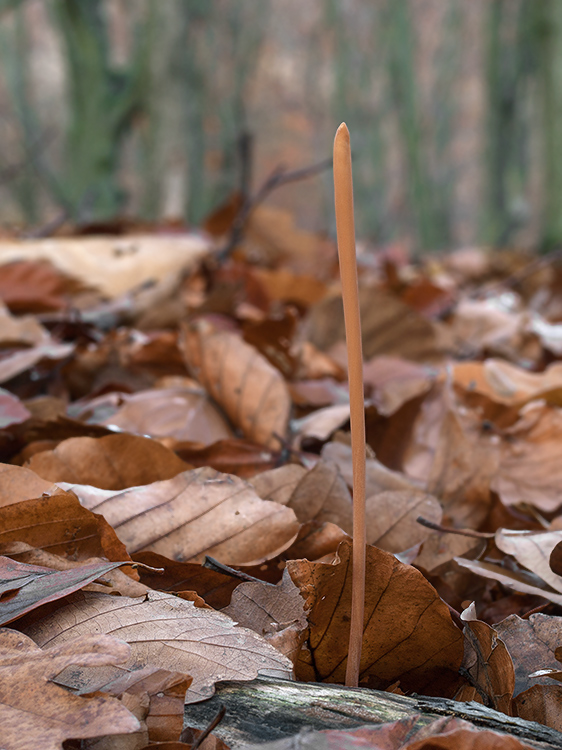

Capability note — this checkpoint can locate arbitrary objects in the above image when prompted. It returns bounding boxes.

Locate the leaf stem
[333,123,366,688]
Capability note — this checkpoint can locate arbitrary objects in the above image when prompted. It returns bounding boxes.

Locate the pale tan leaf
[366,490,442,554]
[63,467,300,565]
[495,529,562,593]
[24,590,293,702]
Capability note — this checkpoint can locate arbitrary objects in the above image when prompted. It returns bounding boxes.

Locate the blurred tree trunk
[51,0,148,221]
[534,1,562,250]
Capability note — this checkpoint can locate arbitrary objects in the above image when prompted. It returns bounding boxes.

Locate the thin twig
[203,555,275,585]
[416,516,494,539]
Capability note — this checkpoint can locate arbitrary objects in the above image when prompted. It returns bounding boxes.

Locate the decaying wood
[183,677,562,749]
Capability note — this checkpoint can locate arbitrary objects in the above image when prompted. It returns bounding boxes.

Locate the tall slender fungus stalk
[333,123,366,688]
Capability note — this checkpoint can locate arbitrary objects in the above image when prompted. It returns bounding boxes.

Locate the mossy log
[183,677,562,749]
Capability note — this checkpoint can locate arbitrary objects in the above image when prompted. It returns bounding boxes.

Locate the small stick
[333,123,366,688]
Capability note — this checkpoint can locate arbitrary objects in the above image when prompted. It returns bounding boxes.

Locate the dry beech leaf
[492,403,562,513]
[453,359,562,408]
[514,684,562,734]
[494,614,562,697]
[415,532,484,574]
[454,558,562,606]
[0,489,132,565]
[363,356,436,416]
[0,555,129,626]
[132,550,241,609]
[0,541,148,598]
[63,467,300,565]
[0,463,52,508]
[365,490,442,554]
[321,441,421,497]
[495,529,562,593]
[250,460,353,534]
[25,433,189,490]
[287,539,463,694]
[24,590,293,702]
[0,340,74,385]
[0,628,139,750]
[0,389,31,429]
[455,603,515,715]
[292,404,351,447]
[172,438,280,479]
[181,320,291,449]
[222,569,307,665]
[96,387,234,445]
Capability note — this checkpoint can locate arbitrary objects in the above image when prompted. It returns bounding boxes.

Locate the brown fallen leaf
[24,589,293,702]
[0,628,139,750]
[0,555,130,626]
[171,438,281,479]
[287,539,463,695]
[305,286,451,363]
[88,666,192,747]
[250,460,353,534]
[181,319,291,448]
[222,569,308,665]
[25,433,189,489]
[492,402,562,514]
[0,340,74,385]
[92,386,234,445]
[363,356,436,416]
[495,529,562,594]
[0,489,134,572]
[0,300,50,346]
[132,551,242,609]
[0,389,31,429]
[0,259,86,314]
[321,441,421,497]
[454,558,562,606]
[494,614,562,697]
[514,685,562,734]
[292,404,351,449]
[365,490,442,554]
[0,463,52,508]
[455,603,515,715]
[63,467,300,565]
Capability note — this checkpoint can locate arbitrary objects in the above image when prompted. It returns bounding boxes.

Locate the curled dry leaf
[0,555,129,626]
[250,460,353,534]
[455,603,515,715]
[24,590,293,702]
[25,433,189,490]
[495,529,562,594]
[65,467,300,565]
[454,558,562,607]
[492,403,562,514]
[288,539,463,695]
[181,320,291,449]
[365,490,442,554]
[0,628,139,750]
[292,405,351,448]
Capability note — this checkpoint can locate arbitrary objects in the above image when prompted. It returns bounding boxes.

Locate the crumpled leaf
[25,433,189,489]
[181,319,291,448]
[62,467,300,565]
[455,603,515,715]
[495,529,562,594]
[0,628,139,750]
[0,555,129,626]
[24,589,293,702]
[287,539,463,694]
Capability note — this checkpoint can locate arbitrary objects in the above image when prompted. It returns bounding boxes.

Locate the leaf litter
[2,228,562,746]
